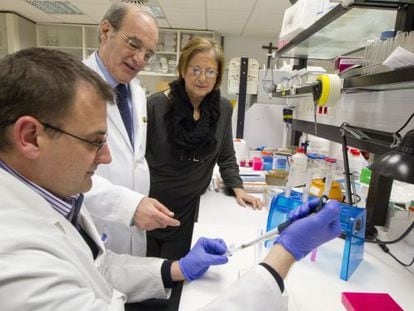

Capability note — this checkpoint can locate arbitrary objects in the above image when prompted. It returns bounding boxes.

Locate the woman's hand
[233,188,264,210]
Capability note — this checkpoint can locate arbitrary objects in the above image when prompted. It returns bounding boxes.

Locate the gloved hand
[287,198,323,221]
[275,199,342,260]
[179,237,228,281]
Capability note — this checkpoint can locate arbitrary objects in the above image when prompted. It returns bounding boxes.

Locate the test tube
[284,165,294,198]
[302,154,317,202]
[323,158,337,197]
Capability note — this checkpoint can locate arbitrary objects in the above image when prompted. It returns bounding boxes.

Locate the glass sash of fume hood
[277,4,398,60]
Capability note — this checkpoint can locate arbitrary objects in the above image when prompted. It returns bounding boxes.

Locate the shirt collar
[0,160,81,219]
[95,52,123,89]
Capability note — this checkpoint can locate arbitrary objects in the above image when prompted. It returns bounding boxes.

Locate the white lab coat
[0,169,168,311]
[83,52,149,256]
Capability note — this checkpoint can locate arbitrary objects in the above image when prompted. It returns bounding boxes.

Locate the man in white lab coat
[0,47,229,310]
[83,2,179,255]
[0,47,342,311]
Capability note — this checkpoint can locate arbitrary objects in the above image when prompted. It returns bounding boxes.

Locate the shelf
[291,119,394,155]
[274,67,414,97]
[38,45,82,50]
[343,66,414,91]
[277,1,398,60]
[138,71,176,77]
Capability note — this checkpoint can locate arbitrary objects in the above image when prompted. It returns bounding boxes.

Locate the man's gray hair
[98,2,158,42]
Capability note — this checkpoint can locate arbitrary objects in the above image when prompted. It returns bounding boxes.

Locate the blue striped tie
[116,84,134,146]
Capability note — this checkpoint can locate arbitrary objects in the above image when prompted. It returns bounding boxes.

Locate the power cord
[378,244,414,267]
[363,221,414,267]
[364,221,414,245]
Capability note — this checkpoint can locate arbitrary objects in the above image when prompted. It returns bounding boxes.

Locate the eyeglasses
[188,66,218,79]
[0,119,107,154]
[41,122,107,154]
[120,32,155,63]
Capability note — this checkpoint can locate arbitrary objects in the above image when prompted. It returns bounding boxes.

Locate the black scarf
[165,79,220,161]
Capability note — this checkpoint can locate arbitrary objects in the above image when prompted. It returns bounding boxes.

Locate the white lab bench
[179,189,414,311]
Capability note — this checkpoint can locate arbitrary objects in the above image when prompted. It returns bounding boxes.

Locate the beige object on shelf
[265,170,289,186]
[156,80,170,92]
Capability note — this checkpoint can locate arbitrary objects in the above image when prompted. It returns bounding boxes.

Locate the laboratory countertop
[180,189,414,311]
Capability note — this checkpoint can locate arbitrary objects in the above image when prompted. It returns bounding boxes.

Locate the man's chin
[80,180,93,194]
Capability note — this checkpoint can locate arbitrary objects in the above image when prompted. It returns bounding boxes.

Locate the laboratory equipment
[340,118,414,228]
[225,227,280,257]
[226,196,328,257]
[310,179,343,201]
[342,292,403,311]
[323,157,336,196]
[266,191,366,281]
[302,153,318,202]
[261,151,273,171]
[287,147,308,187]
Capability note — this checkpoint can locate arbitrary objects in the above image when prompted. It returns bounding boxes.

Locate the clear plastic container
[287,147,308,187]
[273,154,288,170]
[261,151,273,171]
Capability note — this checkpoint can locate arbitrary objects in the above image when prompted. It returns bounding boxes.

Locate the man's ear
[99,20,113,43]
[13,117,43,160]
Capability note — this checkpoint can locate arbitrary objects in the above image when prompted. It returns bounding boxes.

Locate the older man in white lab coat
[84,3,179,255]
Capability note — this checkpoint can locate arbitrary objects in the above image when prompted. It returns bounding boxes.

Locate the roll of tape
[316,74,341,107]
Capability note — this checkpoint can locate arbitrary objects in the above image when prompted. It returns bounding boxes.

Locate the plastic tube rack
[266,190,366,281]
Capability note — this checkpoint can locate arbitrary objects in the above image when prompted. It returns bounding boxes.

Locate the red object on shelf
[342,292,403,311]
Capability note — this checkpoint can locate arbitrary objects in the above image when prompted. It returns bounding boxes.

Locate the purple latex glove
[275,199,342,260]
[288,198,323,221]
[179,237,228,281]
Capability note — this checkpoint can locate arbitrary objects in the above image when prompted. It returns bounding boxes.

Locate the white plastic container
[278,0,323,46]
[348,148,368,181]
[288,147,308,187]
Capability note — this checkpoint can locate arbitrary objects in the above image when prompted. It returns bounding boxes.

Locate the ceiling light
[26,0,83,15]
[120,0,150,4]
[149,6,165,19]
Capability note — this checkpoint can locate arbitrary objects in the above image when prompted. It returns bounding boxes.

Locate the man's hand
[134,197,180,231]
[275,200,342,260]
[178,237,228,281]
[233,188,264,210]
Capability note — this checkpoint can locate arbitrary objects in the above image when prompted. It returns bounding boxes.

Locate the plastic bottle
[261,151,273,171]
[273,153,288,171]
[348,148,367,181]
[287,147,308,187]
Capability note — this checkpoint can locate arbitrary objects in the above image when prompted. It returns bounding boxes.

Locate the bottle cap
[350,148,361,156]
[296,147,305,153]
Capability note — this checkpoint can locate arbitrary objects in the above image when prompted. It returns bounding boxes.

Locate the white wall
[1,13,35,55]
[222,35,276,66]
[18,15,36,50]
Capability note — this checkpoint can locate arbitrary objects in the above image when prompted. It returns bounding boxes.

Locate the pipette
[226,195,329,256]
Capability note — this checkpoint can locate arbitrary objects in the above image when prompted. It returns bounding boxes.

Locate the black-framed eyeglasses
[40,122,107,154]
[120,32,155,63]
[1,119,107,153]
[188,66,218,79]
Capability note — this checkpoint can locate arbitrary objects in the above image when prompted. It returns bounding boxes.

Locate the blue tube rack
[266,190,366,281]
